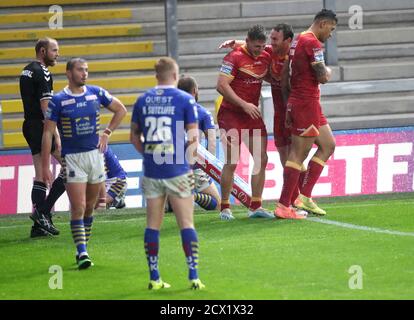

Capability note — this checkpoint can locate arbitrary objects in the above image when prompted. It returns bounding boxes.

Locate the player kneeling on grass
[178,75,221,211]
[130,57,205,290]
[95,146,128,210]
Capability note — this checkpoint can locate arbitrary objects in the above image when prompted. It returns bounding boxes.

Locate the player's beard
[44,54,57,67]
[75,79,86,87]
[72,76,87,88]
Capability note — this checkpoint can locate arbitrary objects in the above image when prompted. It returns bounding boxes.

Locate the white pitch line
[308,217,414,237]
[322,199,414,209]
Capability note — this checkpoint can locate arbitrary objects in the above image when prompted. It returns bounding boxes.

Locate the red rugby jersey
[288,31,324,99]
[265,45,288,91]
[219,45,271,111]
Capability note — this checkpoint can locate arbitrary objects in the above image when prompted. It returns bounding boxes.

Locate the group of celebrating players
[217,9,337,221]
[19,8,338,289]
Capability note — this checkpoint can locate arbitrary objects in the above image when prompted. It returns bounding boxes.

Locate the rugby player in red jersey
[216,25,274,220]
[275,9,338,219]
[219,24,307,212]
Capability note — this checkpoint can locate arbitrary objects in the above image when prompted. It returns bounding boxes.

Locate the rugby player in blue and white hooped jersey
[130,57,205,290]
[41,58,127,270]
[177,75,221,211]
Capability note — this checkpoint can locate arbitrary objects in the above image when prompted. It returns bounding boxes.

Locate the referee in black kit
[19,37,65,237]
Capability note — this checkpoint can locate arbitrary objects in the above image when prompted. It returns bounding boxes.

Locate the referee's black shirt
[19,61,53,120]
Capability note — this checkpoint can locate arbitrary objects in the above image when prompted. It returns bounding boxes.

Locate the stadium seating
[0,0,413,148]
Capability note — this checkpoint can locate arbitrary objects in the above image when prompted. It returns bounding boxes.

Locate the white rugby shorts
[63,149,105,184]
[142,172,195,199]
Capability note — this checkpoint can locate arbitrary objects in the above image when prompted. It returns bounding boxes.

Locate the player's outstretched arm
[218,39,244,49]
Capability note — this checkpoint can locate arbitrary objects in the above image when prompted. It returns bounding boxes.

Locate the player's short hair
[313,9,338,23]
[272,23,294,41]
[35,37,56,54]
[247,24,267,41]
[66,57,87,71]
[178,75,198,94]
[155,57,178,81]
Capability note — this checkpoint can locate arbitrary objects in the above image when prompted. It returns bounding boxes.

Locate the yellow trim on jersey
[301,30,318,40]
[219,72,235,79]
[240,45,253,58]
[311,61,325,65]
[238,67,267,79]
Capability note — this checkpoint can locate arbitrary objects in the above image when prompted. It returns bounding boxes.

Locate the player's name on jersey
[143,105,175,115]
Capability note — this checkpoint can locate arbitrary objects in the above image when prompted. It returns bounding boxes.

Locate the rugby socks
[249,197,262,211]
[83,216,94,246]
[32,181,47,210]
[144,228,160,281]
[220,199,230,212]
[41,175,66,216]
[291,165,307,205]
[279,161,301,208]
[70,220,87,257]
[181,228,199,280]
[194,192,217,211]
[300,157,325,198]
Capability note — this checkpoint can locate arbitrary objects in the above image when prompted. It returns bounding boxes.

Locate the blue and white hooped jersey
[131,86,198,179]
[46,85,113,156]
[104,146,127,179]
[196,103,215,148]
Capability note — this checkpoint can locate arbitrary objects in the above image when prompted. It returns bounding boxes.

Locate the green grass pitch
[0,193,413,300]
